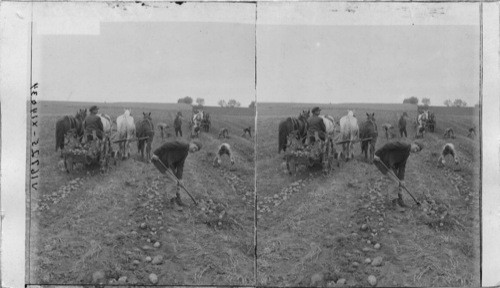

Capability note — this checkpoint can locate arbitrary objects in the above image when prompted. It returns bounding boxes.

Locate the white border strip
[0,2,30,287]
[481,2,500,286]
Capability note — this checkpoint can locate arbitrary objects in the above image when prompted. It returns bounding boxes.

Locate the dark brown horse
[278,110,310,153]
[359,113,378,163]
[55,109,87,153]
[136,112,155,161]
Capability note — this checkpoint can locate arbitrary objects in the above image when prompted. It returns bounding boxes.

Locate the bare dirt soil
[256,103,480,287]
[29,101,256,285]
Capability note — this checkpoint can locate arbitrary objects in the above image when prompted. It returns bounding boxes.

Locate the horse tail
[278,120,289,153]
[55,118,66,151]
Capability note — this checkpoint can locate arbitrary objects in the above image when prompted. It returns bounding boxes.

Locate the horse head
[366,112,376,122]
[143,112,152,121]
[300,110,310,120]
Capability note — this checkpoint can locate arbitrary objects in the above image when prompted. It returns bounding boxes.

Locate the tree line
[177,96,255,108]
[402,96,472,107]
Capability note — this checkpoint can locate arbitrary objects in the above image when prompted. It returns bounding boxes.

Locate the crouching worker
[151,139,202,206]
[214,143,235,167]
[373,141,424,208]
[438,143,459,167]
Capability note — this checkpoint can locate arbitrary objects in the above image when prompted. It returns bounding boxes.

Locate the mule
[116,109,136,160]
[136,112,155,161]
[278,110,310,153]
[339,110,359,161]
[359,113,378,163]
[55,109,87,154]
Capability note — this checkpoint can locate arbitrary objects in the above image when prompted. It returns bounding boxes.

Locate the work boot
[396,193,408,208]
[175,192,185,207]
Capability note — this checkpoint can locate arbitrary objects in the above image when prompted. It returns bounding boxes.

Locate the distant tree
[249,101,256,109]
[217,99,227,107]
[444,99,452,107]
[422,98,431,106]
[227,99,241,108]
[177,96,193,105]
[403,96,419,105]
[195,98,205,107]
[453,99,467,107]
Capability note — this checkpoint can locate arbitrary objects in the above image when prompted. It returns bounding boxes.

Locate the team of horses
[55,108,156,162]
[278,109,384,163]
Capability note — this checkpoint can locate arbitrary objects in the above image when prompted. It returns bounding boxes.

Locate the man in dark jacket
[373,141,423,208]
[151,139,202,206]
[174,111,183,137]
[398,112,408,138]
[83,105,104,141]
[307,107,326,143]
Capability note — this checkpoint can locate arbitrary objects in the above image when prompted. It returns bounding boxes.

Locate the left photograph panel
[28,2,256,285]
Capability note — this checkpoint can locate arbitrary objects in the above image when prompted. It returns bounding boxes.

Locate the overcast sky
[34,20,256,107]
[257,24,480,106]
[33,2,480,107]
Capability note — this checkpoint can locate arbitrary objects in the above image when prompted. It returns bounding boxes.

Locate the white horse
[339,110,359,161]
[116,109,136,159]
[97,113,113,136]
[319,115,336,135]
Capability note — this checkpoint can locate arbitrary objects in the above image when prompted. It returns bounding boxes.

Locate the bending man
[151,139,202,206]
[373,141,424,208]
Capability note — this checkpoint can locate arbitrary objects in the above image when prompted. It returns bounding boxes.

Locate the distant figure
[382,123,395,140]
[398,113,408,138]
[151,139,202,207]
[443,127,456,139]
[213,143,235,167]
[242,126,252,137]
[174,111,183,137]
[83,105,104,141]
[437,143,459,167]
[373,141,424,208]
[468,127,477,139]
[219,128,229,139]
[157,123,169,139]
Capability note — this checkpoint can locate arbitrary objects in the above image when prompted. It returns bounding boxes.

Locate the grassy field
[256,103,480,287]
[28,101,256,285]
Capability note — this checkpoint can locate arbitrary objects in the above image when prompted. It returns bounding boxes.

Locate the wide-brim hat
[312,107,321,113]
[90,105,99,112]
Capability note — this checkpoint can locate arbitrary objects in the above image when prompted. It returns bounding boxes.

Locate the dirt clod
[152,255,164,265]
[92,271,105,283]
[371,256,383,266]
[368,275,377,286]
[149,273,158,284]
[311,272,324,286]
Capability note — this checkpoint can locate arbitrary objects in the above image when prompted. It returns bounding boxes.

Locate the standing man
[307,107,326,144]
[83,105,104,141]
[151,139,202,206]
[398,112,408,138]
[174,111,183,137]
[373,141,423,208]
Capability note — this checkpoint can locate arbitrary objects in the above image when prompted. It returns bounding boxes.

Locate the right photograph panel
[256,2,481,287]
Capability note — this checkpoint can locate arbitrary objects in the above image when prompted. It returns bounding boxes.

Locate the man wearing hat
[307,106,326,144]
[83,105,104,141]
[373,141,424,208]
[151,139,202,207]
